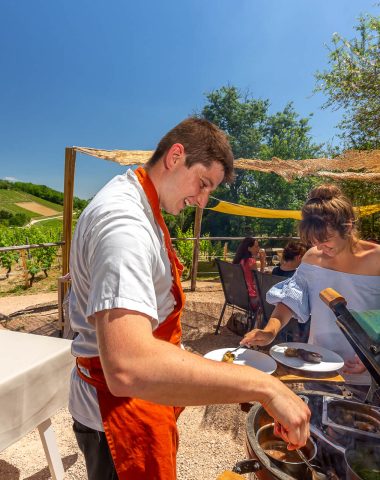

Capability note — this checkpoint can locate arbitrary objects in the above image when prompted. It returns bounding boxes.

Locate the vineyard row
[0,225,63,286]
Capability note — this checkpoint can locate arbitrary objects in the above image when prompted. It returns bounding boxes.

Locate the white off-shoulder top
[267,262,380,363]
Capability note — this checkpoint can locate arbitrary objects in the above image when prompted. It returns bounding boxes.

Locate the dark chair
[253,270,310,342]
[253,271,284,324]
[214,259,255,335]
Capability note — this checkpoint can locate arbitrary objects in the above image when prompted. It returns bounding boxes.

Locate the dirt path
[0,292,58,316]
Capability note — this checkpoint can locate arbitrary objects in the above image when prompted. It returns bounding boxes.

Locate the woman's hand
[342,354,367,374]
[241,304,292,348]
[240,328,276,347]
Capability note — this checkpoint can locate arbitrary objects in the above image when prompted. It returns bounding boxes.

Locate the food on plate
[284,347,299,357]
[222,351,235,363]
[284,347,323,363]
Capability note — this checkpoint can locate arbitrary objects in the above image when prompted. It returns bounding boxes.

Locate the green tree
[314,13,380,238]
[315,14,380,149]
[173,226,194,278]
[9,213,29,226]
[199,86,323,237]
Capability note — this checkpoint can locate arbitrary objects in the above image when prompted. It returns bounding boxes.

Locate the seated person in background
[272,241,307,278]
[241,184,380,382]
[233,237,266,307]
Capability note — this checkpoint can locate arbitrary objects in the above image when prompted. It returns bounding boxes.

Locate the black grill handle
[232,459,262,474]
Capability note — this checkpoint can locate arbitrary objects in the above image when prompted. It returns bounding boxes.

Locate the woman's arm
[240,302,293,347]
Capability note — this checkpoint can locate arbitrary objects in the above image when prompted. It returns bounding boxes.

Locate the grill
[232,290,380,479]
[235,393,380,479]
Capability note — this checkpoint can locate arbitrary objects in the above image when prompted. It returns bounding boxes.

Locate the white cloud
[3,176,19,182]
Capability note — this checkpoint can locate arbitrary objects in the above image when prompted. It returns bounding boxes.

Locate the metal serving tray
[322,395,380,441]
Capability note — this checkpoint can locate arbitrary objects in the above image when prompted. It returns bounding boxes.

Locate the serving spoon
[296,448,326,480]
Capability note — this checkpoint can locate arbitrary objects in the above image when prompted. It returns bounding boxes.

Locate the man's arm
[93,308,310,449]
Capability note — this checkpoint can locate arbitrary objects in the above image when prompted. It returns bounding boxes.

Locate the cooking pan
[322,396,380,443]
[256,423,317,477]
[233,423,317,479]
[310,424,380,480]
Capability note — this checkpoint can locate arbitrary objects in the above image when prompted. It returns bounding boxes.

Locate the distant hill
[0,179,88,209]
[0,180,88,226]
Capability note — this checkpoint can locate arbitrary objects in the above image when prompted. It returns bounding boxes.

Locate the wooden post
[371,213,375,238]
[20,249,29,288]
[190,206,203,291]
[223,242,228,260]
[62,148,76,283]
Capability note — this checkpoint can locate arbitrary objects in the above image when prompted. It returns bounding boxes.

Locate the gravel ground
[0,404,248,480]
[0,282,254,480]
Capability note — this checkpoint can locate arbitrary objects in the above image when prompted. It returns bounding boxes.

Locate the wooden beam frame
[190,206,203,291]
[62,148,76,278]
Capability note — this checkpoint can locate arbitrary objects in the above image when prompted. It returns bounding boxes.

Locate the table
[273,363,345,384]
[0,330,74,480]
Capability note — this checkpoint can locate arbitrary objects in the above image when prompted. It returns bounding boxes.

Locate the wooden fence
[0,237,294,290]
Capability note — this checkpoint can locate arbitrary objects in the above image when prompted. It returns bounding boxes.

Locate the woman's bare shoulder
[359,240,380,267]
[301,247,321,266]
[360,239,380,252]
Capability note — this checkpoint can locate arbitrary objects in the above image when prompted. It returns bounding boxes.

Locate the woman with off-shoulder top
[241,184,380,384]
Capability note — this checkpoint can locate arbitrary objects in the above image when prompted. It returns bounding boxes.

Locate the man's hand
[240,328,276,347]
[262,378,310,449]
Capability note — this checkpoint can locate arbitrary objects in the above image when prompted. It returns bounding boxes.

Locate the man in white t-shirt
[68,117,310,480]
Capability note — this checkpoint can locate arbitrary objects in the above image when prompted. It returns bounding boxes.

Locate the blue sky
[0,0,378,199]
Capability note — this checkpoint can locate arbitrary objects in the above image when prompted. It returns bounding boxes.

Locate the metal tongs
[296,448,327,480]
[228,344,258,355]
[228,345,243,355]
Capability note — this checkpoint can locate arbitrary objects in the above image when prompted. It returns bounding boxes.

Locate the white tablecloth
[0,330,74,451]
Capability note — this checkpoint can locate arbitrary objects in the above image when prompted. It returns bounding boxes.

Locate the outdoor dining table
[0,329,74,480]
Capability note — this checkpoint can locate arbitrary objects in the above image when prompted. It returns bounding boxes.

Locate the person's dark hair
[299,184,357,244]
[282,241,307,262]
[146,117,234,183]
[233,237,257,264]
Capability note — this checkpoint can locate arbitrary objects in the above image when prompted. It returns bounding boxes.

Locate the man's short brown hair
[147,117,234,183]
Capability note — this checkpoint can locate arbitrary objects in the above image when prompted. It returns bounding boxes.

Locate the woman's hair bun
[307,184,342,202]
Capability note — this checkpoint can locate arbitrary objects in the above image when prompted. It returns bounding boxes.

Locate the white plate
[269,342,344,373]
[204,348,277,374]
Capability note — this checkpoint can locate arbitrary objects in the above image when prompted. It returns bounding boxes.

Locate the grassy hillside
[0,179,88,210]
[0,189,63,219]
[33,217,63,228]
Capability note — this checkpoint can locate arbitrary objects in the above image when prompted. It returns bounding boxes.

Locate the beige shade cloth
[73,146,153,164]
[234,149,380,183]
[0,330,74,451]
[73,147,380,183]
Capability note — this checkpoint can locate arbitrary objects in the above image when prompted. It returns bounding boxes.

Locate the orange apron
[76,166,185,479]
